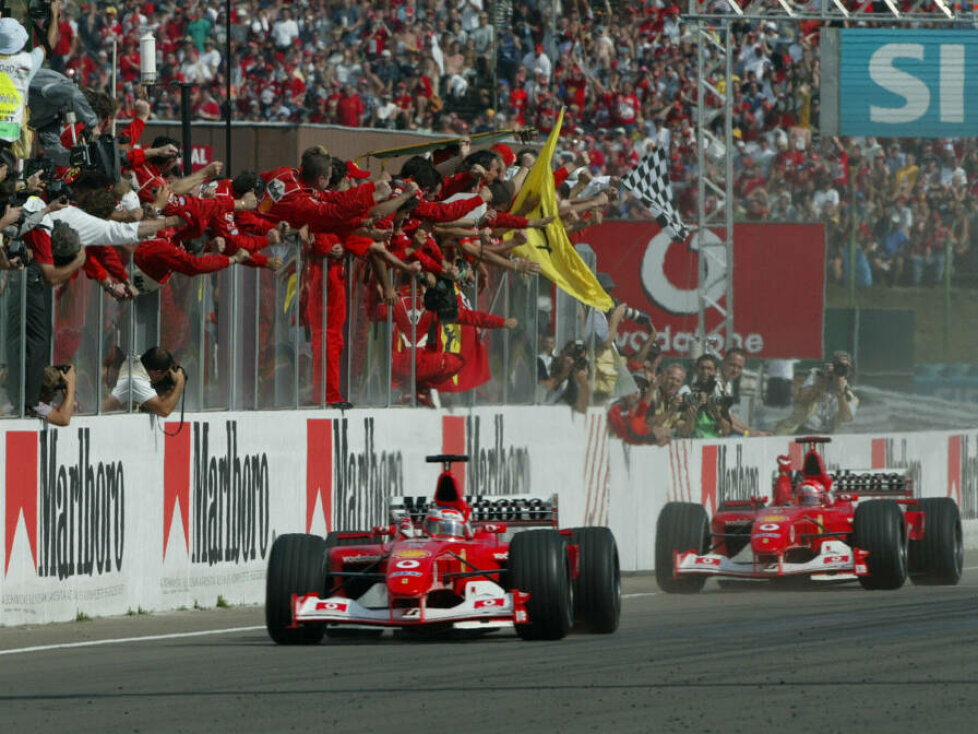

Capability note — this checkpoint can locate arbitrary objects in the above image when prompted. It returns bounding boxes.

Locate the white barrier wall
[2,407,978,625]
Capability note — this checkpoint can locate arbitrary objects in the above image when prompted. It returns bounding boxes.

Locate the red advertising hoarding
[574,222,825,359]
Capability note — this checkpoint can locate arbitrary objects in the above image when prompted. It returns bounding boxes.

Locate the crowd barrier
[2,406,978,626]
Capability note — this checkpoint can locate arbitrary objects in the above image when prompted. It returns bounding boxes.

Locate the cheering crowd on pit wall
[2,6,629,417]
[37,0,978,286]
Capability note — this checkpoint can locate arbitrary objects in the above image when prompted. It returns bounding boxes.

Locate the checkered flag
[621,148,690,243]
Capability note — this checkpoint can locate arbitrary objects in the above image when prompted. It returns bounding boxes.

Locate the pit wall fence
[2,406,976,625]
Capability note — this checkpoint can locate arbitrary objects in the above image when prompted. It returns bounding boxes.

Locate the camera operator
[30,363,76,425]
[675,354,733,439]
[103,346,187,417]
[541,340,590,414]
[775,350,858,435]
[0,8,61,148]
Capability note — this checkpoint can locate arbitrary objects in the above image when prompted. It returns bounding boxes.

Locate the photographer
[675,354,733,439]
[587,272,654,404]
[103,346,186,417]
[775,351,859,435]
[30,363,76,426]
[541,340,590,414]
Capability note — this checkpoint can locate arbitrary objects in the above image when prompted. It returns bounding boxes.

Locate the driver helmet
[425,507,467,538]
[796,480,825,507]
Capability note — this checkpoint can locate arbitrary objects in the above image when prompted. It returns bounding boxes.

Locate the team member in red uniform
[127,135,225,203]
[132,236,251,293]
[377,279,517,405]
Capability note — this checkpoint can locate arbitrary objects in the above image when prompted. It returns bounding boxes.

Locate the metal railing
[0,251,555,418]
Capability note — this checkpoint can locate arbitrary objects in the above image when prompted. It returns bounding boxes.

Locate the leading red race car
[656,437,963,592]
[266,455,621,643]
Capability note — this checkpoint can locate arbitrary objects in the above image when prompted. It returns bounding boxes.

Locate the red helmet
[796,481,825,507]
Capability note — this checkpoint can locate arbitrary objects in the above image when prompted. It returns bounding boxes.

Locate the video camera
[69,135,122,186]
[20,157,72,202]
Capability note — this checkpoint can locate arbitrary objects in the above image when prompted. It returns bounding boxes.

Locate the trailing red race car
[656,436,963,592]
[266,454,621,643]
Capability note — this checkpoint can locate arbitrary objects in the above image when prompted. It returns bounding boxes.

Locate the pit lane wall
[2,407,978,625]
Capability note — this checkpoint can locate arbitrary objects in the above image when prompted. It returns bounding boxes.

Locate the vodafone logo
[474,598,505,609]
[694,557,721,566]
[640,228,725,315]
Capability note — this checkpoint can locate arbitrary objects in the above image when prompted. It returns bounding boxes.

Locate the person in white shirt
[271,8,301,49]
[103,346,187,416]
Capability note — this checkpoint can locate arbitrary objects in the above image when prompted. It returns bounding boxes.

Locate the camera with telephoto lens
[832,361,849,378]
[612,297,653,327]
[567,340,589,372]
[152,365,187,395]
[422,277,459,323]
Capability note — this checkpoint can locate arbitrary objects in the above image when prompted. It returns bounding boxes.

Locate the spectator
[103,346,187,416]
[720,348,769,436]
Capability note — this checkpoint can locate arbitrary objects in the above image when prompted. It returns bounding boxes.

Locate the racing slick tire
[569,527,621,633]
[323,531,385,639]
[909,498,963,586]
[853,500,908,590]
[509,529,574,641]
[265,533,327,645]
[655,502,709,594]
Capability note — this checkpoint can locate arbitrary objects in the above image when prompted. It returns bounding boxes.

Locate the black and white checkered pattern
[621,148,690,243]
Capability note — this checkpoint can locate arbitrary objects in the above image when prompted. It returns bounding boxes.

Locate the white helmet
[425,507,467,538]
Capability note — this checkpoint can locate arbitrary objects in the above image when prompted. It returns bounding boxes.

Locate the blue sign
[840,29,978,137]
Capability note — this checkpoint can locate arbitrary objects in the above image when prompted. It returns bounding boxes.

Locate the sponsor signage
[574,222,825,358]
[837,30,978,137]
[190,145,213,172]
[163,421,270,564]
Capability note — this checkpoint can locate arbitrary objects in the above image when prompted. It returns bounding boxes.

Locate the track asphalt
[2,562,978,733]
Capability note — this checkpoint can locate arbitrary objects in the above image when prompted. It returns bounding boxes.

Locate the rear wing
[389,494,559,527]
[782,468,914,497]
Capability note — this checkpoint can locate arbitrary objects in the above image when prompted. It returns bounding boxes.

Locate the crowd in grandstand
[36,0,975,287]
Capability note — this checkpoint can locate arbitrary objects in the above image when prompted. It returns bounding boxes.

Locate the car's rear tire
[509,529,573,641]
[909,498,963,586]
[265,533,327,644]
[655,502,709,594]
[569,527,621,633]
[853,500,907,590]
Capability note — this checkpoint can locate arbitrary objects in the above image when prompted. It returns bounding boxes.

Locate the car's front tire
[265,533,327,644]
[655,502,709,593]
[509,529,574,640]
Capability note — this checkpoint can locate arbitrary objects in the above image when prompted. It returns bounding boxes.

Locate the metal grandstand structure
[686,0,972,352]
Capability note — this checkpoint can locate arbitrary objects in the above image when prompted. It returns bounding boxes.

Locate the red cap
[346,160,371,179]
[491,143,516,167]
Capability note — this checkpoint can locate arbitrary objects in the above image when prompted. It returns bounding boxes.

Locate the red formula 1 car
[265,455,621,643]
[656,437,963,592]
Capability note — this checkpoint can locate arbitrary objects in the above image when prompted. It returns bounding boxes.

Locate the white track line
[622,592,657,599]
[0,625,265,657]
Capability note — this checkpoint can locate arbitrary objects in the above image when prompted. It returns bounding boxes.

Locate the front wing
[292,589,530,630]
[674,541,870,580]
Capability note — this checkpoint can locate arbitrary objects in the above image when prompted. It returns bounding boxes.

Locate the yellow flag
[508,108,613,312]
[284,272,297,313]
